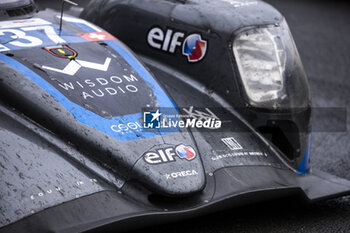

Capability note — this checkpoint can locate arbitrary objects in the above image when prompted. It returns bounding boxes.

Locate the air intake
[6,5,35,17]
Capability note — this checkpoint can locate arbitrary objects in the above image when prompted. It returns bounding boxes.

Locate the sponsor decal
[41,56,112,76]
[0,17,176,141]
[77,31,117,42]
[143,144,197,164]
[0,17,117,52]
[211,151,268,161]
[175,144,196,160]
[147,27,207,63]
[0,24,67,52]
[38,48,145,105]
[182,34,207,62]
[0,20,84,52]
[110,121,142,134]
[29,178,99,201]
[43,45,77,59]
[165,170,198,180]
[221,137,243,150]
[54,74,139,100]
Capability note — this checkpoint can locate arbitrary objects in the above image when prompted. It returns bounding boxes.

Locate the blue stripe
[0,41,176,141]
[0,18,178,141]
[297,133,311,174]
[105,40,176,109]
[68,22,97,33]
[66,18,177,109]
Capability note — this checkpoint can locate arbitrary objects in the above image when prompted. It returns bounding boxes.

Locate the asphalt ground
[35,0,350,232]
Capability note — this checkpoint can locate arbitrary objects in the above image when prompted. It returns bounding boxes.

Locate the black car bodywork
[1,0,350,232]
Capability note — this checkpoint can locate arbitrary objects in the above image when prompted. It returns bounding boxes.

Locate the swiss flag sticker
[78,31,117,42]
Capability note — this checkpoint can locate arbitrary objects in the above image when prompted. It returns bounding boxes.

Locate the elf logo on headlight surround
[143,144,197,164]
[147,27,207,63]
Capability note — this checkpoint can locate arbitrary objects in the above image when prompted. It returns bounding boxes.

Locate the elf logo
[147,27,207,62]
[143,144,197,164]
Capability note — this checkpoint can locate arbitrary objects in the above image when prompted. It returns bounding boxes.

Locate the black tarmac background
[35,0,350,232]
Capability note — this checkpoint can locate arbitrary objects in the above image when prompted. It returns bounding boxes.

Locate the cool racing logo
[147,27,207,63]
[143,144,197,164]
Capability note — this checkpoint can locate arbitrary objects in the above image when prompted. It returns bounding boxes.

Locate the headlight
[233,19,310,110]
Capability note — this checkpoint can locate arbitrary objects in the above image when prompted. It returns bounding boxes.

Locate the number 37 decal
[0,26,65,50]
[0,19,85,52]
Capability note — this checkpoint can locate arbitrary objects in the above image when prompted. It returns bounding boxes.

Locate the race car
[1,0,350,232]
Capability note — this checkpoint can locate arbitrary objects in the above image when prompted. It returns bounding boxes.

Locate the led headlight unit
[233,19,309,110]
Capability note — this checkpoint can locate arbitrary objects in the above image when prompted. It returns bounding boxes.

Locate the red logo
[43,45,77,59]
[175,144,197,160]
[78,31,117,42]
[182,34,207,62]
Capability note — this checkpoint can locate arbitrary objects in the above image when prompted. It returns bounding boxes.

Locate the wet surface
[23,0,350,232]
[129,0,350,233]
[132,1,350,232]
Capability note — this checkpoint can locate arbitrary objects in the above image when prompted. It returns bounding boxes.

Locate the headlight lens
[233,19,309,109]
